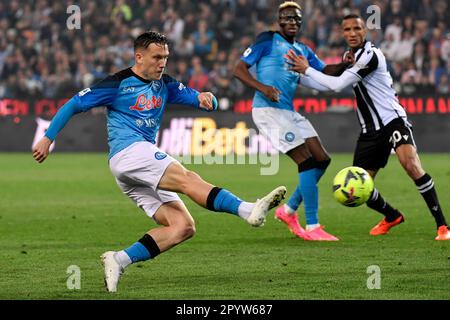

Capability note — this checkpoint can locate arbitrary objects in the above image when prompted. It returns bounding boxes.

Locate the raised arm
[322,50,355,76]
[164,74,218,111]
[286,49,369,92]
[32,75,120,163]
[322,62,352,76]
[295,44,354,89]
[304,68,360,91]
[298,75,331,91]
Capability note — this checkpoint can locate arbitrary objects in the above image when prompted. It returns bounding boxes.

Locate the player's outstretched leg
[205,185,286,227]
[101,161,287,293]
[100,184,287,292]
[158,162,286,227]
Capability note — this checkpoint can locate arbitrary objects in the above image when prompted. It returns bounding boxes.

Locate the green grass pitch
[0,153,449,300]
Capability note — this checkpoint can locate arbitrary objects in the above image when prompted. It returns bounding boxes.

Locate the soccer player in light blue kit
[33,31,286,292]
[234,2,352,241]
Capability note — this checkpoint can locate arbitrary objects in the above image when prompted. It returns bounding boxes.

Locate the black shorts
[353,118,415,170]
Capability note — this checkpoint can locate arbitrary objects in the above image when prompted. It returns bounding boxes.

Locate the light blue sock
[287,174,303,211]
[287,167,326,212]
[124,242,151,263]
[213,189,243,215]
[300,169,319,225]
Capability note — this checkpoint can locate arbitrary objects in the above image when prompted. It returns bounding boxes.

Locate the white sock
[284,204,296,215]
[114,250,132,268]
[306,223,320,231]
[237,201,255,220]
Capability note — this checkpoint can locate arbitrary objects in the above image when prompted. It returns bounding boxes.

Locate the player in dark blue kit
[234,1,352,241]
[33,31,286,292]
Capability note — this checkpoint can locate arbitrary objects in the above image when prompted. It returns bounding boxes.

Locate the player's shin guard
[366,188,401,222]
[120,234,161,266]
[288,158,330,222]
[300,170,319,226]
[415,173,447,228]
[286,158,330,223]
[298,157,320,226]
[287,158,314,212]
[206,187,243,215]
[286,184,303,212]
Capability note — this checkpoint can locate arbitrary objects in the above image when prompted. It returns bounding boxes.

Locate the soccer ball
[332,166,374,207]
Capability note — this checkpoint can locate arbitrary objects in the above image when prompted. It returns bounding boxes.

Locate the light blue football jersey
[240,31,325,111]
[46,68,201,159]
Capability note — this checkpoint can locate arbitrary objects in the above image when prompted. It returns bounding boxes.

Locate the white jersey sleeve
[346,47,379,80]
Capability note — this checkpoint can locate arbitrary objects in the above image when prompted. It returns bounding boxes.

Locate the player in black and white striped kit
[286,14,450,240]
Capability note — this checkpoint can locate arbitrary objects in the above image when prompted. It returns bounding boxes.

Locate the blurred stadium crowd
[0,0,449,105]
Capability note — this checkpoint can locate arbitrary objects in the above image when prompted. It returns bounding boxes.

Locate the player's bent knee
[173,222,196,243]
[170,204,196,242]
[182,223,196,239]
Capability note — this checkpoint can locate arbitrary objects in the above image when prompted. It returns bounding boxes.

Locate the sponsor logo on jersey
[130,94,163,111]
[154,151,167,160]
[123,86,135,93]
[285,132,295,142]
[78,88,91,96]
[135,119,144,127]
[355,62,369,70]
[136,118,158,128]
[243,47,252,57]
[152,81,161,91]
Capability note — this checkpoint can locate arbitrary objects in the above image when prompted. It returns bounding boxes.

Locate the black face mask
[279,14,302,27]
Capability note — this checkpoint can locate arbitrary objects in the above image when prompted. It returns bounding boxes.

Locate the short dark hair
[134,31,168,51]
[343,13,362,21]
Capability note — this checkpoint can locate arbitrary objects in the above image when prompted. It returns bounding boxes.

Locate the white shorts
[109,141,181,219]
[252,107,318,153]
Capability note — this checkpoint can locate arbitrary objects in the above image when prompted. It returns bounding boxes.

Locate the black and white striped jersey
[346,41,408,134]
